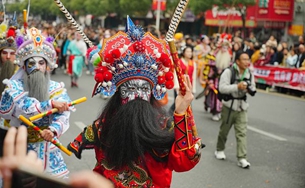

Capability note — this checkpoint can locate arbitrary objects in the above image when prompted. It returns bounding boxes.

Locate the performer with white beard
[205,34,232,121]
[0,27,72,178]
[215,41,232,71]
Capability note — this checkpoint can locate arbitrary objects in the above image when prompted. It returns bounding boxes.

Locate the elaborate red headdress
[217,33,232,48]
[90,16,174,100]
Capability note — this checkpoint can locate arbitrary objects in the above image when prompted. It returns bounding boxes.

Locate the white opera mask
[120,79,152,104]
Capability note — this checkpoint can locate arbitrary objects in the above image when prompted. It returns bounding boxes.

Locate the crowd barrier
[253,65,305,92]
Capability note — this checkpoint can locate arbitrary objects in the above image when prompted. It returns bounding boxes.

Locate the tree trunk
[241,12,246,38]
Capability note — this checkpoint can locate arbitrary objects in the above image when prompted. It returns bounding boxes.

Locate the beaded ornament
[15,27,57,69]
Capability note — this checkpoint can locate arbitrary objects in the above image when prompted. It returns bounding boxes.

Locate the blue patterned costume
[0,78,71,178]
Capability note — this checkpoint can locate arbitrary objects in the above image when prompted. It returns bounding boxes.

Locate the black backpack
[217,66,251,101]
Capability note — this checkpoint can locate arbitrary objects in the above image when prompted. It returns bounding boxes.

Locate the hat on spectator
[174,32,183,40]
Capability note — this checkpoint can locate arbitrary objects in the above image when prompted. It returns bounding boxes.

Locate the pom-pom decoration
[162,57,171,67]
[157,76,166,85]
[160,53,169,61]
[95,66,108,74]
[92,54,101,67]
[16,35,25,48]
[165,72,174,81]
[7,28,16,38]
[95,73,104,83]
[103,71,113,82]
[0,24,7,34]
[111,49,121,59]
[165,80,174,89]
[104,53,114,64]
[133,41,145,52]
[45,36,54,43]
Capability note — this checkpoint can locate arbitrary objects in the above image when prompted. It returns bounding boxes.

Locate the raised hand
[174,75,194,114]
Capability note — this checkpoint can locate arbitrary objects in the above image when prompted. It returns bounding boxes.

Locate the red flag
[152,0,166,11]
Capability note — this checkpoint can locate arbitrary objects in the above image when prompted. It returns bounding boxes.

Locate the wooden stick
[19,115,72,156]
[29,97,87,121]
[168,40,199,138]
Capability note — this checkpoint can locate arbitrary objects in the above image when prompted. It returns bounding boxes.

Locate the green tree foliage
[84,0,109,16]
[188,0,216,14]
[119,0,151,16]
[211,0,256,35]
[4,0,256,19]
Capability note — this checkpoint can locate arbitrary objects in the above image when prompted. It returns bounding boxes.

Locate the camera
[243,80,256,96]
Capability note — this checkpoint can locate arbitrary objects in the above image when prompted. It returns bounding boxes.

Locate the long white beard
[23,71,50,102]
[216,51,231,70]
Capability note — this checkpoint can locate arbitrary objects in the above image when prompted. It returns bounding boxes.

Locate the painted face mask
[120,79,152,104]
[24,57,47,75]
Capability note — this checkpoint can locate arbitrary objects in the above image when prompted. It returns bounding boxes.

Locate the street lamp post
[156,0,161,31]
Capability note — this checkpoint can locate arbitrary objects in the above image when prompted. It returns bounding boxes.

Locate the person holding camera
[214,51,256,169]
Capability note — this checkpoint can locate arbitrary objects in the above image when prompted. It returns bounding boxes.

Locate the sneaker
[218,113,221,119]
[215,151,226,160]
[212,114,220,121]
[86,70,90,75]
[237,159,251,169]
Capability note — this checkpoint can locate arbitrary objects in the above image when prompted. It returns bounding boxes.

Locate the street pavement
[51,69,305,188]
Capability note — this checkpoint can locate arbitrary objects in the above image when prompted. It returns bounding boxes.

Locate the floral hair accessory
[91,16,174,100]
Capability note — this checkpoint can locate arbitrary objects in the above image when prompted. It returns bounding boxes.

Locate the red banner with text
[255,0,294,22]
[254,66,305,91]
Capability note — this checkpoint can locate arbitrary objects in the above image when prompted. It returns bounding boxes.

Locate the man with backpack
[214,51,256,169]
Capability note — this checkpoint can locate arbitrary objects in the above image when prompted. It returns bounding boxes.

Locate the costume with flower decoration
[204,33,232,120]
[0,27,72,178]
[68,17,201,188]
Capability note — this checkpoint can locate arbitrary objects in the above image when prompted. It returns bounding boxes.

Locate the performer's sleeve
[0,86,53,120]
[49,111,70,138]
[49,91,72,137]
[168,112,201,172]
[67,122,97,159]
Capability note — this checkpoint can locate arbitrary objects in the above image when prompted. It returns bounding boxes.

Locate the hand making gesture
[174,75,194,114]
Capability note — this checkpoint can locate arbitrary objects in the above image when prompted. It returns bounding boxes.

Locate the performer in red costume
[68,17,202,188]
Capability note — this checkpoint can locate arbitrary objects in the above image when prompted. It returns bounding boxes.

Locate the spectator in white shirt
[286,48,298,68]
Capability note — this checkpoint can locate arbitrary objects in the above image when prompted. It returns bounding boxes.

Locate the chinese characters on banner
[254,66,305,91]
[204,6,257,27]
[255,0,294,21]
[152,0,167,11]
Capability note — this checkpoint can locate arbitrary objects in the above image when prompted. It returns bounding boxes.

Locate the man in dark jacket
[296,44,305,68]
